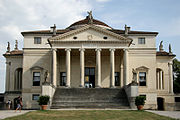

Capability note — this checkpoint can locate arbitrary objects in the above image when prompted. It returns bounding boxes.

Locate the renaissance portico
[49,24,132,88]
[3,11,176,110]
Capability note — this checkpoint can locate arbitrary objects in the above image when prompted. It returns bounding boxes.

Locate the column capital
[109,48,115,52]
[123,48,129,52]
[168,62,173,65]
[95,48,102,52]
[65,48,71,52]
[52,48,57,51]
[79,48,85,52]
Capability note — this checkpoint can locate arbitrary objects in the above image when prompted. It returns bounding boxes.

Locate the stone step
[51,88,129,109]
[51,102,129,109]
[52,98,127,103]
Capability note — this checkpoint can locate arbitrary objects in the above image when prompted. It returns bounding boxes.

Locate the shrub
[135,96,146,106]
[37,95,50,105]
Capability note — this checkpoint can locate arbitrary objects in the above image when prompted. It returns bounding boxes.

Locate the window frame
[34,37,42,44]
[138,37,146,44]
[33,72,41,86]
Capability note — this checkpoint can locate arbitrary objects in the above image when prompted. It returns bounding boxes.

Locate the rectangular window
[139,72,146,86]
[32,94,40,100]
[115,72,120,86]
[138,38,145,44]
[140,95,146,100]
[33,72,40,86]
[60,72,66,86]
[175,97,180,102]
[34,37,41,44]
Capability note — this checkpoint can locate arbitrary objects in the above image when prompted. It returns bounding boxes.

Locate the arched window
[14,68,22,90]
[156,68,164,90]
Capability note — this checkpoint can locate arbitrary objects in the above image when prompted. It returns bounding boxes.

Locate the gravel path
[0,110,31,119]
[146,110,180,119]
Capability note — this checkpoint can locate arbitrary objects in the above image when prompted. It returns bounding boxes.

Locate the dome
[68,16,112,29]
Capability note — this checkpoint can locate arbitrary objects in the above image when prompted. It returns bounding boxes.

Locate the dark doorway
[14,97,18,110]
[157,97,164,110]
[85,67,95,88]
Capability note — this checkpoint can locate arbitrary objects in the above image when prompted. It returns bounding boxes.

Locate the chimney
[127,27,131,32]
[125,25,130,36]
[50,24,56,36]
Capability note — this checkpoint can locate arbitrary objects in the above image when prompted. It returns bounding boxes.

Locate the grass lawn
[4,110,175,120]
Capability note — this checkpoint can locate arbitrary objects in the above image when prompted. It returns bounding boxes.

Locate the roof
[156,51,176,57]
[3,50,23,57]
[109,29,158,35]
[21,29,70,36]
[68,17,111,29]
[21,17,158,36]
[21,28,158,36]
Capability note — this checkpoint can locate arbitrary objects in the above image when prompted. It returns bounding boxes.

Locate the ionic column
[123,49,129,86]
[159,71,162,89]
[65,48,71,87]
[96,48,101,88]
[5,62,11,91]
[169,62,173,93]
[52,48,57,87]
[110,48,115,88]
[79,48,85,87]
[157,70,159,89]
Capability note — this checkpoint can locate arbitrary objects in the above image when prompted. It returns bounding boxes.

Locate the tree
[173,58,180,93]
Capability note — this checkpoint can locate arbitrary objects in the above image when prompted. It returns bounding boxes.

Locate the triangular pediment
[48,25,132,43]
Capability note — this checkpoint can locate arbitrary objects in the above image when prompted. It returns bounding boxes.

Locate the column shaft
[157,70,159,89]
[96,48,101,87]
[66,48,71,87]
[123,49,129,86]
[110,49,115,88]
[79,48,85,87]
[159,71,162,89]
[52,49,57,87]
[169,62,173,93]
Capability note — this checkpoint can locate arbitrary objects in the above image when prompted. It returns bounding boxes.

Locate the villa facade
[3,13,176,110]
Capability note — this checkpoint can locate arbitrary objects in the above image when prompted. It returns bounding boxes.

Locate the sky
[0,0,180,93]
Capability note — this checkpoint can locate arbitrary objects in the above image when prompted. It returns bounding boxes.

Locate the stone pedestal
[124,81,138,109]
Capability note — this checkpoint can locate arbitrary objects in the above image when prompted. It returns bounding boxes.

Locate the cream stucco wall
[4,26,176,110]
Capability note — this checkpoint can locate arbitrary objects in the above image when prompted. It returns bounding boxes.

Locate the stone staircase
[51,88,129,109]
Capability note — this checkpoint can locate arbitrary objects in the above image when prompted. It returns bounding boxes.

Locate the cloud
[0,0,93,93]
[96,0,110,2]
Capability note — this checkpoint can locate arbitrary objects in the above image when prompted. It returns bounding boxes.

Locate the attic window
[103,36,108,39]
[73,36,77,39]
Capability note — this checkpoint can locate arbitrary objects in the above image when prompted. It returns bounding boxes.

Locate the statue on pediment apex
[87,11,93,24]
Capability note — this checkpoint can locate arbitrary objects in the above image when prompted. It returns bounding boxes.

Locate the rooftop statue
[7,42,10,52]
[87,11,93,24]
[159,41,164,52]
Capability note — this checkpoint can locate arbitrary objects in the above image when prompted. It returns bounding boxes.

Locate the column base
[79,85,84,88]
[65,85,71,88]
[95,85,101,88]
[110,86,116,88]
